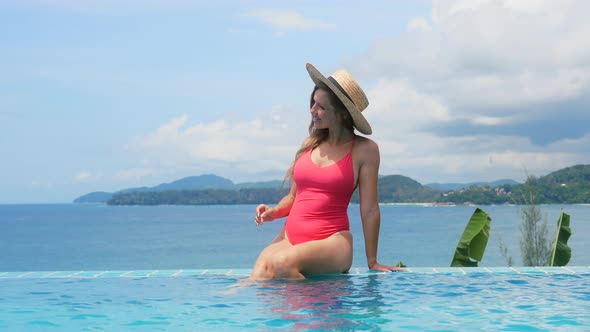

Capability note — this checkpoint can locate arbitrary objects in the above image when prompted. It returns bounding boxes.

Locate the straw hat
[306,63,371,135]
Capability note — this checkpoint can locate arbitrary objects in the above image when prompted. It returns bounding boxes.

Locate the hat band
[327,76,352,102]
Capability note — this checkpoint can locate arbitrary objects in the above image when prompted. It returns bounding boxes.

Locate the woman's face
[310,88,340,130]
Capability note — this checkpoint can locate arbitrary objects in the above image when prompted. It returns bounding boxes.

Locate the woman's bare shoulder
[355,135,379,152]
[353,135,380,164]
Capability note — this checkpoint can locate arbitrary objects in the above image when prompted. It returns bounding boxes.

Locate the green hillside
[109,174,442,205]
[74,174,282,203]
[83,164,590,206]
[438,164,590,205]
[351,175,440,203]
[511,165,590,204]
[73,191,113,203]
[108,188,288,206]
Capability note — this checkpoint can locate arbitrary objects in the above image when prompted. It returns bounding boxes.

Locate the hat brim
[306,63,372,135]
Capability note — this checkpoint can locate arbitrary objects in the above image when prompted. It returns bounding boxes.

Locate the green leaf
[550,211,572,266]
[450,208,492,267]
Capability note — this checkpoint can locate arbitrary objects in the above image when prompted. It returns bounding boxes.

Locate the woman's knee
[272,251,298,271]
[270,252,303,279]
[251,254,301,280]
[251,257,274,280]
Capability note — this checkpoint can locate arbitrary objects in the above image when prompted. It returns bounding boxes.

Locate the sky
[1,0,589,204]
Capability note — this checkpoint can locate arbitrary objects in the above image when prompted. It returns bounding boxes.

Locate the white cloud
[432,0,489,21]
[470,116,513,126]
[359,0,590,109]
[245,9,336,33]
[548,133,590,153]
[486,150,577,173]
[74,171,92,182]
[345,0,590,182]
[367,78,450,135]
[375,130,586,183]
[407,17,432,32]
[128,106,308,182]
[443,68,590,109]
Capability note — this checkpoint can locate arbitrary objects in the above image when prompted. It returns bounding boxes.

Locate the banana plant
[451,208,492,267]
[550,211,572,266]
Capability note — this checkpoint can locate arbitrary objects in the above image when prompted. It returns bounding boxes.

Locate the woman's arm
[255,182,297,224]
[357,139,403,272]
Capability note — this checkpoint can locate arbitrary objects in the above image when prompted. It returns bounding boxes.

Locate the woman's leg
[251,225,291,279]
[251,231,353,280]
[251,238,292,280]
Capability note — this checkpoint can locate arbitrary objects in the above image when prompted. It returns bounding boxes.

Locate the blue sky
[1,0,589,204]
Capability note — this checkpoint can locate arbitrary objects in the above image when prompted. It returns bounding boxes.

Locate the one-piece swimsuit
[285,139,355,245]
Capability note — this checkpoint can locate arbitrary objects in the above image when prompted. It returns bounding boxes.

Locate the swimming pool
[1,267,588,331]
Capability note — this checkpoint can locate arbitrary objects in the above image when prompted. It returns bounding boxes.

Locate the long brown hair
[285,86,354,181]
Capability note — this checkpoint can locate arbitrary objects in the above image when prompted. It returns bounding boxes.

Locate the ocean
[1,203,589,272]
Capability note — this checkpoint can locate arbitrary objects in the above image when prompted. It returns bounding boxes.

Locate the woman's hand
[255,204,276,225]
[369,262,406,272]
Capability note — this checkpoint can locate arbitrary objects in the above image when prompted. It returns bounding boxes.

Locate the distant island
[73,165,590,205]
[74,174,285,204]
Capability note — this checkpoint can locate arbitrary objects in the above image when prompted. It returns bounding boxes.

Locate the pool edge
[1,266,589,279]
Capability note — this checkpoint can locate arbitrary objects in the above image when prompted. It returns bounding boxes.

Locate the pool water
[1,268,589,331]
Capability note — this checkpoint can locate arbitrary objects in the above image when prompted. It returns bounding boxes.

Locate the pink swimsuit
[285,142,356,245]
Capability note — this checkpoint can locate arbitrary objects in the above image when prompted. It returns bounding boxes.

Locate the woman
[250,63,401,280]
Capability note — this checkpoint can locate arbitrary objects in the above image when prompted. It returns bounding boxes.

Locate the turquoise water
[1,268,589,331]
[1,204,589,330]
